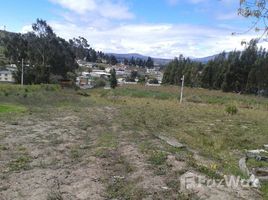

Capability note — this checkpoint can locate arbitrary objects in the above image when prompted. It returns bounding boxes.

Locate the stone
[239,157,250,176]
[249,175,261,188]
[156,135,186,148]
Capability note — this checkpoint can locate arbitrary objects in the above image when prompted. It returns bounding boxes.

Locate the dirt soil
[0,106,262,200]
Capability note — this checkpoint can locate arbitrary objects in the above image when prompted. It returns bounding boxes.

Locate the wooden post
[21,59,24,86]
[180,75,184,104]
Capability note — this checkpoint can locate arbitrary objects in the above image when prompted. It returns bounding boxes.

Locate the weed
[225,104,238,115]
[8,155,31,172]
[261,182,268,200]
[148,150,167,166]
[47,191,63,200]
[0,104,26,113]
[69,147,82,160]
[77,91,90,97]
[106,179,146,200]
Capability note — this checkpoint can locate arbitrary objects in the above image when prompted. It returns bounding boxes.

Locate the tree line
[123,56,154,68]
[163,40,268,95]
[1,19,107,84]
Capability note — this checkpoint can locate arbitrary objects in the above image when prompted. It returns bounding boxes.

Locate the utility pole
[21,59,24,86]
[180,75,185,104]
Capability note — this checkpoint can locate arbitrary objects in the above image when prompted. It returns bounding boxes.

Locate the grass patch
[247,158,268,169]
[106,179,146,200]
[0,104,26,113]
[261,182,268,200]
[47,191,63,200]
[148,150,167,166]
[69,147,82,161]
[7,155,32,172]
[94,132,118,158]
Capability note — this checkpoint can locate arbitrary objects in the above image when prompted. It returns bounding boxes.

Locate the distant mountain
[107,52,220,65]
[192,55,218,63]
[106,53,171,65]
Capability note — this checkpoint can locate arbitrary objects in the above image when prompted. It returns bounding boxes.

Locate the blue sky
[0,0,261,58]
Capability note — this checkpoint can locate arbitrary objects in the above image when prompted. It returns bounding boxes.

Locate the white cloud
[19,0,260,59]
[217,12,240,20]
[21,25,32,33]
[49,0,97,14]
[189,0,207,4]
[49,0,134,20]
[167,0,179,6]
[167,0,208,6]
[26,21,260,58]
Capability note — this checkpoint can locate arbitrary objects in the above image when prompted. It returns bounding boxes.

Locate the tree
[146,57,154,68]
[3,19,78,84]
[130,70,138,80]
[110,55,118,65]
[70,36,90,59]
[130,56,136,66]
[238,0,268,38]
[123,58,129,65]
[149,78,159,84]
[110,69,117,89]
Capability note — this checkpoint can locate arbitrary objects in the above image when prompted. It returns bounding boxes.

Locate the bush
[125,77,135,82]
[148,150,167,166]
[49,74,63,84]
[149,78,159,84]
[225,105,238,115]
[186,95,203,103]
[77,91,90,97]
[95,78,106,88]
[138,76,146,83]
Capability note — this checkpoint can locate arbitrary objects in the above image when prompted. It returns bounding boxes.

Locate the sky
[0,0,264,58]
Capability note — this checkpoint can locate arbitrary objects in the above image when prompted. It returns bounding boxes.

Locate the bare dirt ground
[0,105,262,200]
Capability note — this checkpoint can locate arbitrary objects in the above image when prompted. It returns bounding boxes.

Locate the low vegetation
[0,84,267,199]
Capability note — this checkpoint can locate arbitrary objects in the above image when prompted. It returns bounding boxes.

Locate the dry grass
[0,84,267,199]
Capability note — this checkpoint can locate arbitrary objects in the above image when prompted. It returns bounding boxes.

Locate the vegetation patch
[148,150,168,166]
[7,155,32,172]
[225,104,238,115]
[0,104,26,114]
[261,183,268,200]
[106,179,146,200]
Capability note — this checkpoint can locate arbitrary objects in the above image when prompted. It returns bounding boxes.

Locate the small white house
[90,70,111,79]
[0,69,15,83]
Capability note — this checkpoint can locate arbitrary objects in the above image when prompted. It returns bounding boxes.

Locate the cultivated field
[0,84,267,199]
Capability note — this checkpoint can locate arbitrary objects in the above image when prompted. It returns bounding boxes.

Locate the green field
[0,84,267,199]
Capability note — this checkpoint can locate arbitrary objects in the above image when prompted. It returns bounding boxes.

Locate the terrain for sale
[0,84,267,199]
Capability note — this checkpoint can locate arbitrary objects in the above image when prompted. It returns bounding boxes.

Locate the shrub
[49,74,63,84]
[138,76,146,83]
[149,78,159,84]
[225,105,238,115]
[148,150,167,166]
[95,78,106,88]
[77,91,90,97]
[187,95,203,103]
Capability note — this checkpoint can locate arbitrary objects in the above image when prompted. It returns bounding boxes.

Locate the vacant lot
[0,84,267,199]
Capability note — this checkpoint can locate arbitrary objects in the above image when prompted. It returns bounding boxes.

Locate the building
[90,70,111,79]
[76,73,94,89]
[0,69,15,83]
